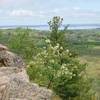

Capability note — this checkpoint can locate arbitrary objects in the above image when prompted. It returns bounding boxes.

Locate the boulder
[0,67,29,99]
[0,44,52,100]
[2,78,52,100]
[0,44,25,68]
[0,67,52,100]
[0,51,25,68]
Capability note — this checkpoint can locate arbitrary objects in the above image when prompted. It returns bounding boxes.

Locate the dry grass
[78,56,100,77]
[52,95,62,100]
[78,56,100,97]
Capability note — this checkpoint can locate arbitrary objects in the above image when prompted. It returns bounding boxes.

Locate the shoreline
[0,24,100,30]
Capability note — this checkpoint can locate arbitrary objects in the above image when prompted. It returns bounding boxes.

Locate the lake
[0,24,100,30]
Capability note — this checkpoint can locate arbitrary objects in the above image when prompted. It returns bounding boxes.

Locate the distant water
[0,24,100,30]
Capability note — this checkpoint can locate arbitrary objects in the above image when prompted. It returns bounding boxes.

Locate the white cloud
[1,6,100,25]
[10,10,34,17]
[7,7,100,20]
[50,7,100,18]
[9,9,46,19]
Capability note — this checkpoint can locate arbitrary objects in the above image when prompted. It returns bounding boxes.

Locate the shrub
[8,28,35,60]
[27,16,92,100]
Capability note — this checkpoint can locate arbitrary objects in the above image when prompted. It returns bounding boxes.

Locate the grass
[52,95,62,100]
[78,56,100,96]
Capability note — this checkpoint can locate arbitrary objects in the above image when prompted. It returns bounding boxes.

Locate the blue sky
[0,0,100,25]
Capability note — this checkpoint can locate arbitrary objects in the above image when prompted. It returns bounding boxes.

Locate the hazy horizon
[1,24,100,30]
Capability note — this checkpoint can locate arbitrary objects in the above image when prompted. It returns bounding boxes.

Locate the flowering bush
[27,40,86,98]
[27,16,92,100]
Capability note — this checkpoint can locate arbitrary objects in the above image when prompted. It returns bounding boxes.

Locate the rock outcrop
[0,44,52,100]
[0,67,29,100]
[0,44,25,68]
[2,78,52,100]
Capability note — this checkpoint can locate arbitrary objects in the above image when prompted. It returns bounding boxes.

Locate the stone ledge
[0,67,52,100]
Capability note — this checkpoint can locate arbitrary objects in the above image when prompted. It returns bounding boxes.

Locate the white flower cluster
[69,53,72,56]
[50,43,60,50]
[60,46,63,50]
[66,49,69,53]
[29,61,35,65]
[36,50,48,58]
[61,63,73,77]
[61,64,67,69]
[50,59,55,63]
[45,39,51,43]
[73,74,76,76]
[43,47,46,49]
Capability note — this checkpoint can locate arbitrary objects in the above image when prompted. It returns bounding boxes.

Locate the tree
[27,16,92,100]
[48,16,68,49]
[8,28,35,60]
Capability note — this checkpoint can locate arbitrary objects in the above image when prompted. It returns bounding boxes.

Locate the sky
[0,0,100,25]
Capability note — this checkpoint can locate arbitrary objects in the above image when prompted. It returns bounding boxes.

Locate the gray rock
[0,67,52,100]
[0,51,25,68]
[2,78,52,100]
[0,44,52,100]
[0,44,25,68]
[0,67,29,99]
